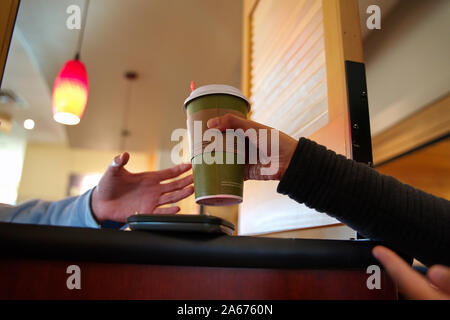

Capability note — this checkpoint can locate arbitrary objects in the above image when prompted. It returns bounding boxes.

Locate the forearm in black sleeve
[277,138,450,266]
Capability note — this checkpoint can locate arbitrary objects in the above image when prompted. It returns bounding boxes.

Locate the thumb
[428,265,450,295]
[109,152,130,171]
[372,246,442,299]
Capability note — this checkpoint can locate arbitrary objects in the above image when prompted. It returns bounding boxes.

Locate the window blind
[250,0,328,138]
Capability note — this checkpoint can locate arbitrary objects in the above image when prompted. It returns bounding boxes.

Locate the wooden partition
[0,0,19,85]
[372,94,450,165]
[240,0,364,236]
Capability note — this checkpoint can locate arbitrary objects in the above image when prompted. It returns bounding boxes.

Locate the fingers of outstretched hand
[372,246,442,300]
[153,206,180,214]
[158,186,194,206]
[154,163,192,181]
[428,265,450,295]
[160,174,193,194]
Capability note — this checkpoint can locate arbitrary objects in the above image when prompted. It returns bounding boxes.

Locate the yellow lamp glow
[52,59,89,125]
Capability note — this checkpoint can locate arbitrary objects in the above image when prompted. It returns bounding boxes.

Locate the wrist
[278,138,298,180]
[90,187,106,224]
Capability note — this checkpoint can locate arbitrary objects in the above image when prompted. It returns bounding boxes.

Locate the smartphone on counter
[126,214,235,235]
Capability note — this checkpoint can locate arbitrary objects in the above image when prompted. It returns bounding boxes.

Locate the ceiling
[1,29,67,145]
[11,0,242,153]
[3,0,423,154]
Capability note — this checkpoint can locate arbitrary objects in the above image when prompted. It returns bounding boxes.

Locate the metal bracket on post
[345,60,373,167]
[345,61,374,240]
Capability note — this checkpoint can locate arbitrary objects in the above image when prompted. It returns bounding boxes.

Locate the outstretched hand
[373,246,450,300]
[91,152,194,223]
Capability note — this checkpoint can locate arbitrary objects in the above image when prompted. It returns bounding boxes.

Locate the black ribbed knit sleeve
[277,138,450,266]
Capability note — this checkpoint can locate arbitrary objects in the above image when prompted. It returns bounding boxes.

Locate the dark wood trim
[0,258,397,300]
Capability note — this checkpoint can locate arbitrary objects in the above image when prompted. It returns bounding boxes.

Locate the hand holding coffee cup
[206,114,298,181]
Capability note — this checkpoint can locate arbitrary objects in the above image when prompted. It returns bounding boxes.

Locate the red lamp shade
[52,59,89,125]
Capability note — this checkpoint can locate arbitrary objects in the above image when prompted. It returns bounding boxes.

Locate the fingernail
[372,246,382,259]
[207,117,219,128]
[111,154,121,167]
[372,250,379,260]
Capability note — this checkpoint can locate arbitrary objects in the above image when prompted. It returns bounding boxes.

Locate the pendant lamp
[52,0,90,125]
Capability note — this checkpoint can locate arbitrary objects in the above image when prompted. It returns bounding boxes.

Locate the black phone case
[126,214,235,235]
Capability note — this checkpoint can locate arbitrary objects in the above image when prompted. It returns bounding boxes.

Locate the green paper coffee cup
[184,84,250,206]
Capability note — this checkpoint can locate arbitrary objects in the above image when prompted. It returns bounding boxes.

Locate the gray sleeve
[0,188,100,228]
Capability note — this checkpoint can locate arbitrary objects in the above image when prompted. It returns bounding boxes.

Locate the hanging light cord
[119,72,138,152]
[119,80,132,152]
[75,0,90,60]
